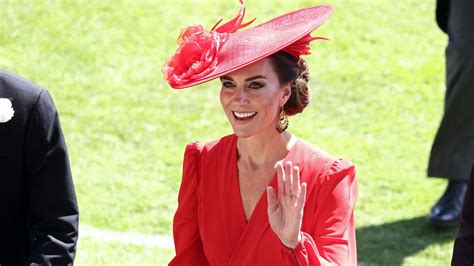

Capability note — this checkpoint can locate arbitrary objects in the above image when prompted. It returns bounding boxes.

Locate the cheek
[219,89,228,107]
[253,96,279,120]
[260,89,283,110]
[266,101,280,118]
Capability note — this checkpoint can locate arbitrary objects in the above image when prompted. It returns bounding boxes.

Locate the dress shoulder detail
[183,141,205,162]
[328,158,355,177]
[185,141,204,155]
[186,134,236,156]
[297,140,355,184]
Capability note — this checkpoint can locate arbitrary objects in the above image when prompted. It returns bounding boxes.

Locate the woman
[163,1,357,265]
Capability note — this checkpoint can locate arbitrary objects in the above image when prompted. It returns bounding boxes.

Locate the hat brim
[172,4,333,89]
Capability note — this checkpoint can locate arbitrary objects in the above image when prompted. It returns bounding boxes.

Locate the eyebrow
[220,75,267,82]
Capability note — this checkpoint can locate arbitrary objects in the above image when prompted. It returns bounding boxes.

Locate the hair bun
[297,58,310,83]
[287,58,311,116]
[269,52,312,116]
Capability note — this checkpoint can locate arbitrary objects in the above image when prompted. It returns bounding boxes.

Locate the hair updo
[269,51,311,116]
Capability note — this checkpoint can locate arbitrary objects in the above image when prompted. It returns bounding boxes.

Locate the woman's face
[219,58,290,138]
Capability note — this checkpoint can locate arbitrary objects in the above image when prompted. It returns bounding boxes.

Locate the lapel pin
[0,98,15,123]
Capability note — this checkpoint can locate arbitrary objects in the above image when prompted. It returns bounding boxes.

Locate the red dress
[169,134,358,266]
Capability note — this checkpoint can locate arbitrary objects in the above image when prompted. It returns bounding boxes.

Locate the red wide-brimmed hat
[163,0,333,89]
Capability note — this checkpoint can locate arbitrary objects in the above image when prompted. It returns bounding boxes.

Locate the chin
[231,124,276,139]
[231,128,255,139]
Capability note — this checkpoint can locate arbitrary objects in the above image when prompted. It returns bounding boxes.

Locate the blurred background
[1,0,456,264]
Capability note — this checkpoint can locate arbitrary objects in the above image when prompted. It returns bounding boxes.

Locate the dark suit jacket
[0,71,79,264]
[436,0,449,33]
[452,166,474,265]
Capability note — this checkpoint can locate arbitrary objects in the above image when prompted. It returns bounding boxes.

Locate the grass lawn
[75,237,174,265]
[1,0,455,264]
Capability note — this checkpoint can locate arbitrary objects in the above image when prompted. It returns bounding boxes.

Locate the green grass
[1,0,454,264]
[75,237,174,265]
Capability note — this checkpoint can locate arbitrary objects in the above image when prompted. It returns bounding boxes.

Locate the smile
[232,111,257,120]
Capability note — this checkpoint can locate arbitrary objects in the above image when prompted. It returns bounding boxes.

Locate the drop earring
[276,106,289,133]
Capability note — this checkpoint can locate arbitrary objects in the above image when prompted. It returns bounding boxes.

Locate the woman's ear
[280,82,292,106]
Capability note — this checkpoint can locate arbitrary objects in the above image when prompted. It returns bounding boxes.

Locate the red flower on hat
[162,0,255,88]
[162,26,226,88]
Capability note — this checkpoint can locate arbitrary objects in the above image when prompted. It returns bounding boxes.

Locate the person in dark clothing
[452,166,474,265]
[0,70,79,264]
[428,0,474,227]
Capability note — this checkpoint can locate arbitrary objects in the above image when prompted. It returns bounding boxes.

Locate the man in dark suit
[0,70,79,264]
[452,166,474,265]
[428,0,474,227]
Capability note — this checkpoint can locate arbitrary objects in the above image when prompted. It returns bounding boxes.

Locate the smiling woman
[162,1,357,265]
[219,58,286,138]
[219,51,310,138]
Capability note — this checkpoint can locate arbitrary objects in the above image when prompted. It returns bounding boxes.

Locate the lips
[232,111,257,120]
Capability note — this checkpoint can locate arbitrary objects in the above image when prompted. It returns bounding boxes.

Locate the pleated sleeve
[169,142,209,266]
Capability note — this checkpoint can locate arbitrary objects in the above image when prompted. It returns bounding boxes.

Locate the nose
[233,87,249,105]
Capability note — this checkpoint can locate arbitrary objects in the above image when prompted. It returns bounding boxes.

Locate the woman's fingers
[276,161,284,199]
[284,161,293,196]
[292,165,300,199]
[297,182,307,209]
[275,160,302,202]
[268,161,305,243]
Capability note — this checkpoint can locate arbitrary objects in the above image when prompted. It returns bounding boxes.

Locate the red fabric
[163,2,333,89]
[283,35,328,58]
[169,135,358,266]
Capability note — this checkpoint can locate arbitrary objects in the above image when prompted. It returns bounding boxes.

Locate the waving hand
[267,161,307,248]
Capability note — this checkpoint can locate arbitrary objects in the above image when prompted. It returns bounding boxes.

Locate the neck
[237,130,295,170]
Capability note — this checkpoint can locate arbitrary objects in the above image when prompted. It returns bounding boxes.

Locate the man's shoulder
[0,70,45,103]
[0,71,57,126]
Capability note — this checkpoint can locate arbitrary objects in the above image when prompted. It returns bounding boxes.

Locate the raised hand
[267,160,307,249]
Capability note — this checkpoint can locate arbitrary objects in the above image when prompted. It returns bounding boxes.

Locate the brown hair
[269,51,311,116]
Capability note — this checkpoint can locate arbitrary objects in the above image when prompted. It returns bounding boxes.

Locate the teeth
[233,111,256,118]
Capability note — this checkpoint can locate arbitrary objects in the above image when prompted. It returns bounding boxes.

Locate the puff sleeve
[169,142,209,266]
[281,158,358,265]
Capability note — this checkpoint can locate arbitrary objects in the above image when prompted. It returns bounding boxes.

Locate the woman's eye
[249,82,263,89]
[222,81,234,88]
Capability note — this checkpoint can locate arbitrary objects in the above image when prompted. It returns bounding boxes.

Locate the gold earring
[276,106,289,133]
